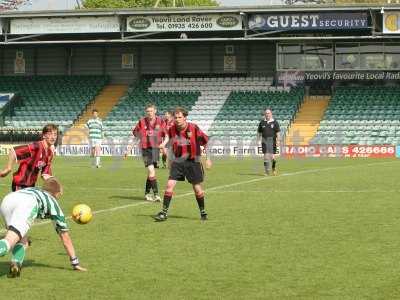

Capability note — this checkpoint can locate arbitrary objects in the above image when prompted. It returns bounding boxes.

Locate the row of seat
[154,77,274,82]
[312,86,400,145]
[0,75,108,129]
[208,88,303,138]
[104,79,198,138]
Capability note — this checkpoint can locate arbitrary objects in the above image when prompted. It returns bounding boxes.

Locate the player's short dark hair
[174,107,188,117]
[92,109,98,113]
[42,124,58,135]
[42,177,62,196]
[145,103,156,110]
[165,110,173,115]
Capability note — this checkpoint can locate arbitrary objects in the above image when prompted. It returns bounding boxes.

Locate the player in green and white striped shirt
[86,109,104,168]
[0,177,86,277]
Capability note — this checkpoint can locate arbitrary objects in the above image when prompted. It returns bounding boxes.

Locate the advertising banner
[383,12,400,34]
[277,71,400,83]
[0,143,395,158]
[10,16,120,34]
[249,12,369,31]
[127,14,242,32]
[284,145,396,158]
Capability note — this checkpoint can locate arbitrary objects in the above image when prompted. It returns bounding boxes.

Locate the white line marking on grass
[0,160,397,234]
[208,190,394,193]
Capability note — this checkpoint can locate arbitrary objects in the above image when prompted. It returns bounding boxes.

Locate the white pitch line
[208,190,394,193]
[0,159,397,233]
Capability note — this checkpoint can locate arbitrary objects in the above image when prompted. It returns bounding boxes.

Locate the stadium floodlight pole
[240,12,248,38]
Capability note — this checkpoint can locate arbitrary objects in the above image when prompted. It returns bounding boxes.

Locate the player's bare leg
[95,145,101,168]
[193,184,207,220]
[146,164,160,202]
[145,165,155,201]
[0,230,20,257]
[154,179,177,221]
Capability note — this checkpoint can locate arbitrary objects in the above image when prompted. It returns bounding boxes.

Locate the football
[71,204,93,224]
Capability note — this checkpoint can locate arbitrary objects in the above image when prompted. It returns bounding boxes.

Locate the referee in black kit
[257,108,280,176]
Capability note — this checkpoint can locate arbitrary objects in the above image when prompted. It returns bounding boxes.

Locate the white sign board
[10,16,120,34]
[121,53,134,69]
[127,14,242,32]
[14,50,25,74]
[383,12,400,34]
[224,56,236,72]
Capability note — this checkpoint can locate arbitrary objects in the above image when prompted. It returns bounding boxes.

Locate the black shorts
[262,139,277,154]
[142,148,160,168]
[169,160,204,184]
[11,182,31,192]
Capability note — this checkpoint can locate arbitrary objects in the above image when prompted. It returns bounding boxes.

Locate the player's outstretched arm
[0,148,16,177]
[59,231,87,271]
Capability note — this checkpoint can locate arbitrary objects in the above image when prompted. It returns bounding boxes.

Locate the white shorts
[0,192,38,238]
[89,140,102,148]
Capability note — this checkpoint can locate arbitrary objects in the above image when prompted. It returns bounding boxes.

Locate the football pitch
[0,156,399,299]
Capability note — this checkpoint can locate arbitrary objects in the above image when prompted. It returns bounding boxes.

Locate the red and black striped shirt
[164,118,174,131]
[133,116,166,149]
[12,141,54,187]
[168,122,208,160]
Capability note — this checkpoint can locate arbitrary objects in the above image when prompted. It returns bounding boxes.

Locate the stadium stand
[0,75,108,131]
[148,77,277,133]
[208,87,304,140]
[103,79,200,140]
[311,86,400,145]
[103,77,302,141]
[0,75,304,143]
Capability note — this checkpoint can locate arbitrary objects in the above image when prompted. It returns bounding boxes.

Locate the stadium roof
[0,4,399,18]
[1,4,399,44]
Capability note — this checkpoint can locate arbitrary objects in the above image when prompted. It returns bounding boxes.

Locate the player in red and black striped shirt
[0,124,57,191]
[161,110,174,168]
[130,104,166,202]
[154,107,212,222]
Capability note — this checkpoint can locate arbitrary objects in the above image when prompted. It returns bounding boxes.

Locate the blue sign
[0,93,12,108]
[396,145,400,158]
[248,12,369,31]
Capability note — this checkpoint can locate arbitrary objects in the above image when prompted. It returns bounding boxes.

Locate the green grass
[0,156,400,299]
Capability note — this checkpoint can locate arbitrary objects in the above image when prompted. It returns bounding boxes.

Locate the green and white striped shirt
[19,187,68,233]
[86,117,103,141]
